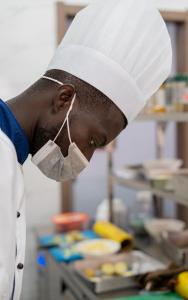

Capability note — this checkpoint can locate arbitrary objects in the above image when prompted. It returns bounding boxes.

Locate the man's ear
[52,84,75,113]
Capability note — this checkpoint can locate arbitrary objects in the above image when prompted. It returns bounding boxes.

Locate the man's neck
[7,95,34,147]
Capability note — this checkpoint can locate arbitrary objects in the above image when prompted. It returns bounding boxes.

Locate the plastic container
[174,75,188,112]
[130,191,152,235]
[95,198,128,229]
[172,169,188,199]
[144,218,185,242]
[165,78,176,112]
[52,212,89,232]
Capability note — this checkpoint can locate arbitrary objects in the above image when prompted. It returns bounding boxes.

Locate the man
[0,0,171,299]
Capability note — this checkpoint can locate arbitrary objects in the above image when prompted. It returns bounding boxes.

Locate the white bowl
[74,239,120,257]
[143,159,183,179]
[144,218,185,242]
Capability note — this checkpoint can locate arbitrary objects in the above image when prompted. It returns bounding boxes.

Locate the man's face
[31,90,126,161]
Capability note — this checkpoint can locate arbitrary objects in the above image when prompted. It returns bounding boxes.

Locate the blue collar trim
[0,99,29,164]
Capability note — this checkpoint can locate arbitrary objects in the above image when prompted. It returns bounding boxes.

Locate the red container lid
[53,212,89,226]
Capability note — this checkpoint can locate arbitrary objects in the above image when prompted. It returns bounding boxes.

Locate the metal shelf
[112,173,188,207]
[137,112,188,122]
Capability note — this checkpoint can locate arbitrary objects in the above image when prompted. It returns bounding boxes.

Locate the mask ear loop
[53,94,76,143]
[67,114,72,144]
[42,76,64,86]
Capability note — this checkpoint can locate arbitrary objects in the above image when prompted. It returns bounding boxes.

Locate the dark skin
[7,75,126,162]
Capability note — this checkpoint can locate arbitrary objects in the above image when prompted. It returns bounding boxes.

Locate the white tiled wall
[0,1,177,299]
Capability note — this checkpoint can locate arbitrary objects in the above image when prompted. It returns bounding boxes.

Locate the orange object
[53,212,89,232]
[152,105,166,113]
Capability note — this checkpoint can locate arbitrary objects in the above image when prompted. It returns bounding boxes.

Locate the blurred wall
[0,0,61,228]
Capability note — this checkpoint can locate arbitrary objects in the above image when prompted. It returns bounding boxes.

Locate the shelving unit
[138,112,188,122]
[107,112,188,223]
[112,173,188,207]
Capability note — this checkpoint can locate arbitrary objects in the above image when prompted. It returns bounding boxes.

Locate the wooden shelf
[160,10,188,23]
[137,112,188,122]
[112,173,188,207]
[60,2,188,23]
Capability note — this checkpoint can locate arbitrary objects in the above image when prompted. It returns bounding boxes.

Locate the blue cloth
[39,230,98,247]
[39,230,99,263]
[49,247,83,263]
[0,99,29,164]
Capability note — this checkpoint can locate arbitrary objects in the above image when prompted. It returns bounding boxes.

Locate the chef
[0,0,171,299]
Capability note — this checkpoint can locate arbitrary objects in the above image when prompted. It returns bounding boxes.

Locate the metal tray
[73,251,165,294]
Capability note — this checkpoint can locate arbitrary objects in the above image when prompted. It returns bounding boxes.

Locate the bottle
[174,75,188,112]
[130,191,152,234]
[165,77,176,112]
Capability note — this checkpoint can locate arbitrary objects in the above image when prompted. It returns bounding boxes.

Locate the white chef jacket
[0,129,26,300]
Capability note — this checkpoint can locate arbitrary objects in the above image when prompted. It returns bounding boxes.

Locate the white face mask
[31,76,89,181]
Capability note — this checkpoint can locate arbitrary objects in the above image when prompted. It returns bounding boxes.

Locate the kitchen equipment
[130,191,152,235]
[161,232,188,266]
[143,159,182,180]
[73,251,165,293]
[75,239,120,257]
[150,176,173,191]
[95,198,128,229]
[114,165,143,180]
[144,219,185,242]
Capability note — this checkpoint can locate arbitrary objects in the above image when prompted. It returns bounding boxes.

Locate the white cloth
[48,0,172,122]
[0,129,26,300]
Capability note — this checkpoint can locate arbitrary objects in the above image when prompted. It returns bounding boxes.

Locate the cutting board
[114,292,183,300]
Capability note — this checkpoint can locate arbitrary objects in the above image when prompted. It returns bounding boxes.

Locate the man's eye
[89,139,96,147]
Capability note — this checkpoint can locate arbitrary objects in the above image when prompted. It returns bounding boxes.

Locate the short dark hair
[44,69,127,128]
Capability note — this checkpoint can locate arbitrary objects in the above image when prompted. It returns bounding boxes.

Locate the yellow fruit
[176,272,188,299]
[152,105,166,113]
[114,262,128,276]
[101,263,114,276]
[84,268,95,278]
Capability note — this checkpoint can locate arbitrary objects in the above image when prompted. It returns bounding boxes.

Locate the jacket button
[17,263,24,270]
[17,212,21,218]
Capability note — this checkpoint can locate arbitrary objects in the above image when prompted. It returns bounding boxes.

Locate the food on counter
[175,272,188,299]
[152,105,167,113]
[66,230,84,242]
[75,251,165,293]
[84,261,129,278]
[84,268,95,278]
[114,262,128,276]
[75,239,120,257]
[93,221,133,250]
[101,263,115,276]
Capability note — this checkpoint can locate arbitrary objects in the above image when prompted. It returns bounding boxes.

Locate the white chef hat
[47,0,172,122]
